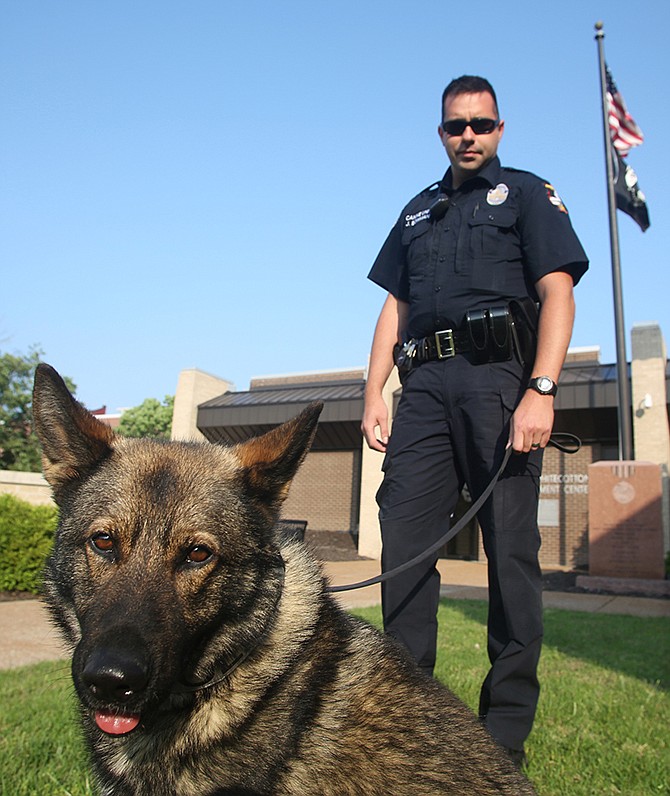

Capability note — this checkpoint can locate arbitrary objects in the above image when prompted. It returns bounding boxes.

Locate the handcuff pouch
[487,306,514,363]
[465,309,490,364]
[466,307,513,364]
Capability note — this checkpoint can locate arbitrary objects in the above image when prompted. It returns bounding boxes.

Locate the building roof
[555,361,620,410]
[197,379,365,448]
[196,360,669,449]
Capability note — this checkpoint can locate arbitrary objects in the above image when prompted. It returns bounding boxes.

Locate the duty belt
[411,329,470,362]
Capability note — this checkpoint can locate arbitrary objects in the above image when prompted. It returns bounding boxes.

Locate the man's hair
[441,75,499,121]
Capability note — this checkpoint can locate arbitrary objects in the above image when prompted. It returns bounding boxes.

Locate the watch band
[528,376,558,396]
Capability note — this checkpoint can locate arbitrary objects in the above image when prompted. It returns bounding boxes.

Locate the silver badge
[486,183,509,206]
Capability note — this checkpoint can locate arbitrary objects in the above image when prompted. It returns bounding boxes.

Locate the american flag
[606,66,643,156]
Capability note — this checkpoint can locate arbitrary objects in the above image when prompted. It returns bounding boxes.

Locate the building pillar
[631,322,670,553]
[357,367,400,560]
[171,368,234,442]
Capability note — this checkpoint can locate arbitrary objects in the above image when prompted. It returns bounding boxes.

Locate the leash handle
[547,432,581,454]
[326,432,582,594]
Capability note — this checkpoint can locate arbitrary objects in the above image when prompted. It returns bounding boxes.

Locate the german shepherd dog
[33,364,535,795]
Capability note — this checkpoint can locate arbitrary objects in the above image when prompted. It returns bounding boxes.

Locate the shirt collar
[441,155,502,194]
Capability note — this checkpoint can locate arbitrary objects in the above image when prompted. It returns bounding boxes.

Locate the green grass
[355,601,670,796]
[0,600,667,795]
[0,661,93,795]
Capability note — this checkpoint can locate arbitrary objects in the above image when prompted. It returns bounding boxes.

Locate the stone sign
[588,461,664,580]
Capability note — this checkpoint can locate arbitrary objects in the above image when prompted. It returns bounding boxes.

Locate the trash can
[275,519,308,543]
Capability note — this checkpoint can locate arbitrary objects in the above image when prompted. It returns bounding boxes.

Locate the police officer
[361,75,588,764]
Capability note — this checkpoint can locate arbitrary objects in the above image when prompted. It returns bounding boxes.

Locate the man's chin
[452,160,483,182]
[457,155,483,169]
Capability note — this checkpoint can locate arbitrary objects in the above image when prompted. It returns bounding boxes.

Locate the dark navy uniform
[368,155,588,751]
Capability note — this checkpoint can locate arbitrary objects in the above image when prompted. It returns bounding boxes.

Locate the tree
[0,347,76,472]
[118,395,174,439]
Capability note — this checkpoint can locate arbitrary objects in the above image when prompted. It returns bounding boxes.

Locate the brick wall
[282,450,361,532]
[470,444,598,569]
[538,443,597,568]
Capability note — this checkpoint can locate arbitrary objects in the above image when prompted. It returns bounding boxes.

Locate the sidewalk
[325,559,670,617]
[1,559,667,671]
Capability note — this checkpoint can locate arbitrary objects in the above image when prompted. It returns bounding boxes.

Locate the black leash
[326,433,581,594]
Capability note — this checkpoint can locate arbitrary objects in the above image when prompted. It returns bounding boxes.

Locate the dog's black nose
[82,648,150,703]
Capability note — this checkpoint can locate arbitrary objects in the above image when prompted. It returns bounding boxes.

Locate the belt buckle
[435,329,455,359]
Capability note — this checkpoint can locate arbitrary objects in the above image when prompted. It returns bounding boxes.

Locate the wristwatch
[528,376,557,396]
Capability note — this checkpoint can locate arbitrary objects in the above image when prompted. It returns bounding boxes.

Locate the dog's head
[33,363,322,737]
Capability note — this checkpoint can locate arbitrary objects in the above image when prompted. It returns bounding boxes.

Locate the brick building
[171,323,669,571]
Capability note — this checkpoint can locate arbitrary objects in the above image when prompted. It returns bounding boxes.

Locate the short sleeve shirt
[368,156,589,339]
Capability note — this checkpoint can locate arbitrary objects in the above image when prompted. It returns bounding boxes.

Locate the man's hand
[360,293,408,453]
[508,390,554,453]
[361,394,390,452]
[508,269,576,453]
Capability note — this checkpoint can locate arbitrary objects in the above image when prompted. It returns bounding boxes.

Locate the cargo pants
[378,354,544,752]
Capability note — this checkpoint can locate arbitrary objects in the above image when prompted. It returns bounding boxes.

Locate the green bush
[0,493,57,593]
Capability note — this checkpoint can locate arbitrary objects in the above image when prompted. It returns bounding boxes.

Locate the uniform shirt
[368,156,589,339]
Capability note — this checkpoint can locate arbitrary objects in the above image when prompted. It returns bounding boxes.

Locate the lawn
[0,599,667,795]
[355,601,670,796]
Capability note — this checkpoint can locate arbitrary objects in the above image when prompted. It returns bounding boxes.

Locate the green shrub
[0,493,57,593]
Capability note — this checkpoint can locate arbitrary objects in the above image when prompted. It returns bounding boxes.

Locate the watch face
[537,377,553,393]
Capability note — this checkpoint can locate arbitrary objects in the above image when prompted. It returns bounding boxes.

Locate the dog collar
[173,558,285,694]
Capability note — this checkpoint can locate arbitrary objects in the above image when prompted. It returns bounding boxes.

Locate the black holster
[393,342,414,381]
[509,297,539,368]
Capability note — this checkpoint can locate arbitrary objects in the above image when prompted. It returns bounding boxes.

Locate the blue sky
[2,1,667,411]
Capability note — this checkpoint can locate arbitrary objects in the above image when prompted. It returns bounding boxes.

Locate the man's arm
[509,270,575,453]
[361,293,408,452]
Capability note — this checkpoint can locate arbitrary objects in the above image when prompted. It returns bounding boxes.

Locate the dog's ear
[235,402,323,505]
[32,363,115,499]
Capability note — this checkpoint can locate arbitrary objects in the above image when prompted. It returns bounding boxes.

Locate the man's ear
[234,402,323,507]
[32,363,115,501]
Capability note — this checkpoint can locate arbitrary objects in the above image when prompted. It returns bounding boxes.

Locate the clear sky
[2,0,667,411]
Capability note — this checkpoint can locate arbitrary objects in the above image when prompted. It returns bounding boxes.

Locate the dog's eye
[185,545,213,566]
[89,532,115,557]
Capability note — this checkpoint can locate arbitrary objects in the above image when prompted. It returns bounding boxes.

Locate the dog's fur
[33,363,535,795]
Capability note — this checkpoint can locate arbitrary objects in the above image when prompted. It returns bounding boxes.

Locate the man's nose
[461,122,476,141]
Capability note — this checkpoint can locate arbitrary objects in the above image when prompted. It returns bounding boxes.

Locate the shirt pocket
[468,206,520,262]
[401,221,433,294]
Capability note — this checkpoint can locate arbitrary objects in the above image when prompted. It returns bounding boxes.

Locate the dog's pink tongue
[95,711,141,735]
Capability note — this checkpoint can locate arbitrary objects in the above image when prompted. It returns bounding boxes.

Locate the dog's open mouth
[95,710,141,735]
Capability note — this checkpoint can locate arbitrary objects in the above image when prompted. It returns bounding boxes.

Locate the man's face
[438,91,504,187]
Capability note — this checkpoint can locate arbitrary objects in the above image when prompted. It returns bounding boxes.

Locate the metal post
[594,21,633,460]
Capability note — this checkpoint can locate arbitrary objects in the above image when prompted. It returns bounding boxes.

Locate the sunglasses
[441,117,499,136]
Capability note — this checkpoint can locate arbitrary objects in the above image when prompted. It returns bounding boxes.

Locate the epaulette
[500,165,546,183]
[401,181,442,217]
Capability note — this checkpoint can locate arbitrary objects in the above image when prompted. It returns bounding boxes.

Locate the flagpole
[595,20,633,461]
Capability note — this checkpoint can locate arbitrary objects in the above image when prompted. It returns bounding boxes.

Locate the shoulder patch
[544,183,568,214]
